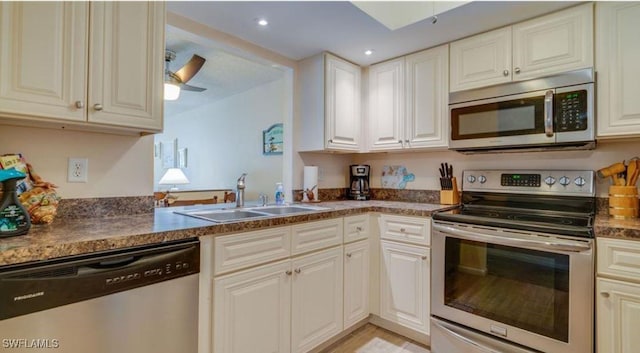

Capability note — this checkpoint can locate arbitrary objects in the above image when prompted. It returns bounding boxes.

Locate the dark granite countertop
[2,200,639,267]
[0,201,449,267]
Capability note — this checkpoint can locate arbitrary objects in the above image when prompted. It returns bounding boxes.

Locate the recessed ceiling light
[364,49,374,56]
[257,18,269,26]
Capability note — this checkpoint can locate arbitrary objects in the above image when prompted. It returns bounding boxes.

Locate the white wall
[155,78,285,200]
[349,138,640,197]
[0,125,153,198]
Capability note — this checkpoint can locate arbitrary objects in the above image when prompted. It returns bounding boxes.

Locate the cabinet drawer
[379,214,430,246]
[291,218,343,255]
[214,227,292,275]
[597,238,640,283]
[344,214,370,243]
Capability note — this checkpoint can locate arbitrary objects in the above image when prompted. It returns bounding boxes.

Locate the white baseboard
[307,317,370,353]
[368,314,431,347]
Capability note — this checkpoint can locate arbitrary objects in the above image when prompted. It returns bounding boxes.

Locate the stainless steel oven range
[431,169,595,353]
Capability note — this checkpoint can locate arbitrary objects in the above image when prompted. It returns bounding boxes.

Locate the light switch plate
[68,158,88,183]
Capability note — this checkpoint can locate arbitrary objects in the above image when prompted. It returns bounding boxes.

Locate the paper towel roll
[303,166,319,201]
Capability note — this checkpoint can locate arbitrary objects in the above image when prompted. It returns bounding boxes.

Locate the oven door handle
[431,318,502,353]
[433,223,592,253]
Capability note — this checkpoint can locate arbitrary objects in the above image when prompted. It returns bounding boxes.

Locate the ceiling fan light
[164,83,181,100]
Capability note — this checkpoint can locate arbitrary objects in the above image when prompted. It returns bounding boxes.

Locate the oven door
[449,89,554,150]
[431,221,594,353]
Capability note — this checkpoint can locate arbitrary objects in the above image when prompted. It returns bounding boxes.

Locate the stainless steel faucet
[236,173,247,208]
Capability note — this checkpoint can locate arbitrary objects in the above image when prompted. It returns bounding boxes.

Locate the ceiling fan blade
[174,54,206,83]
[180,83,207,92]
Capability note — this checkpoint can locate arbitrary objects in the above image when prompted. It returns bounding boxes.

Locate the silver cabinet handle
[503,70,509,76]
[346,253,352,258]
[514,67,521,74]
[93,103,103,111]
[294,268,301,274]
[404,139,410,144]
[421,256,427,260]
[356,226,363,232]
[544,90,554,137]
[285,270,292,276]
[601,292,610,298]
[328,139,333,144]
[75,101,84,109]
[400,228,406,233]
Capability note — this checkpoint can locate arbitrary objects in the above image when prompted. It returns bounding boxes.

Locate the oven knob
[478,175,487,184]
[544,176,556,186]
[559,176,571,186]
[467,175,476,184]
[574,176,586,187]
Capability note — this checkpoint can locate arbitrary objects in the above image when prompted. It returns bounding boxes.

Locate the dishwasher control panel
[105,260,194,285]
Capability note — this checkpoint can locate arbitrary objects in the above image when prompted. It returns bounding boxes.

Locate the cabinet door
[214,260,291,353]
[449,27,512,92]
[597,278,640,353]
[88,2,164,131]
[512,3,593,81]
[291,246,343,353]
[0,2,87,122]
[325,54,361,151]
[368,58,404,151]
[380,240,429,334]
[596,2,640,138]
[405,45,449,149]
[344,240,370,329]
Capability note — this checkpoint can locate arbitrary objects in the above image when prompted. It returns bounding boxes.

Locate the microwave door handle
[544,90,554,137]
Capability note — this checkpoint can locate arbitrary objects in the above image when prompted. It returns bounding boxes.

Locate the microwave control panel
[555,90,588,132]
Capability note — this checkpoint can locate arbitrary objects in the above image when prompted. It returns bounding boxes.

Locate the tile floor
[321,324,430,353]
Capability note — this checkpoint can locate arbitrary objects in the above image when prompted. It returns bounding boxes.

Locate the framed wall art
[263,123,283,155]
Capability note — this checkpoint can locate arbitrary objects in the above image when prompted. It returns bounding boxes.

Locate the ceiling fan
[164,50,207,100]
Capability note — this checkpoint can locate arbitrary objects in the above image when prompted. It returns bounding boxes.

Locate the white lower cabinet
[597,237,640,353]
[206,218,352,353]
[291,247,344,353]
[380,239,430,334]
[597,278,640,353]
[344,240,370,329]
[214,260,292,353]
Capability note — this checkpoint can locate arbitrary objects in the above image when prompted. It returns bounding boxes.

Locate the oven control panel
[463,170,595,196]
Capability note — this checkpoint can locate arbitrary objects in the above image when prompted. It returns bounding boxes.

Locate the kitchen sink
[174,209,270,223]
[247,205,330,215]
[174,204,331,223]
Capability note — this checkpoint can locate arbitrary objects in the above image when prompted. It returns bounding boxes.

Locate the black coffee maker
[349,165,370,200]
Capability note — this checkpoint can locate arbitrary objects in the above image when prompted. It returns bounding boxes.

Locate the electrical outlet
[68,158,88,183]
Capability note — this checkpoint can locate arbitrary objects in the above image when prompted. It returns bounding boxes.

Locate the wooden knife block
[440,177,461,205]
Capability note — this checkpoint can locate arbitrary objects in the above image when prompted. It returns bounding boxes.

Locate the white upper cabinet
[368,58,405,150]
[0,2,164,133]
[596,2,640,138]
[450,27,512,92]
[88,2,164,131]
[299,53,362,152]
[368,44,449,151]
[404,45,449,149]
[0,2,88,122]
[512,3,592,81]
[450,3,593,92]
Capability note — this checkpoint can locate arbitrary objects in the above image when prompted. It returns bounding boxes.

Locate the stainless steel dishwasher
[0,239,199,353]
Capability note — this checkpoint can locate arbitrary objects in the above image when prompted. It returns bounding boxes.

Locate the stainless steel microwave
[449,68,595,153]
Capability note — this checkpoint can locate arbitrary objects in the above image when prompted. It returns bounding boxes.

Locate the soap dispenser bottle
[275,182,285,205]
[0,169,31,237]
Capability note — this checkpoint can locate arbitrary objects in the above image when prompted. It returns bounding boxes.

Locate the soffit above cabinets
[167,1,579,66]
